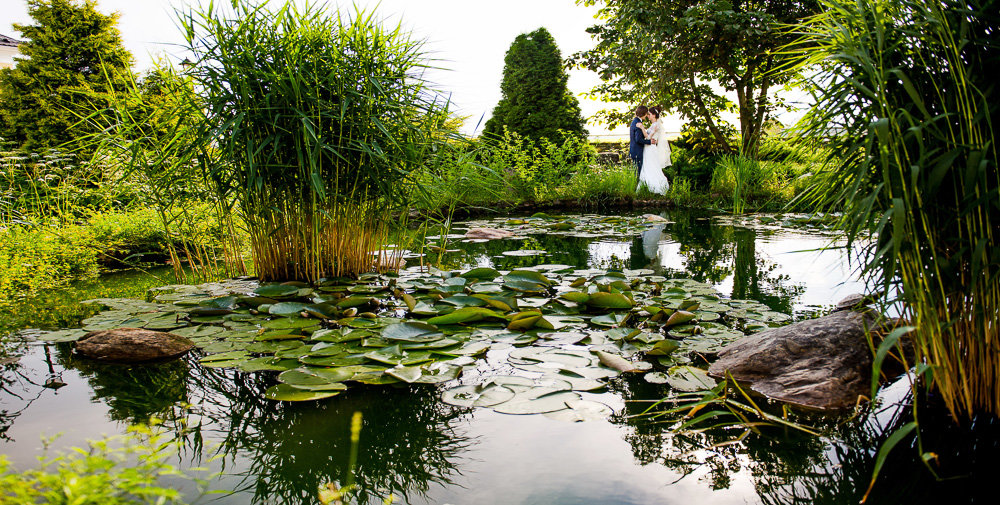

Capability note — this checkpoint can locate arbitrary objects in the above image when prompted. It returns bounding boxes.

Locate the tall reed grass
[179,1,448,281]
[789,0,999,420]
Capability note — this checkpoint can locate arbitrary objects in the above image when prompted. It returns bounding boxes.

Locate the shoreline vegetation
[1,133,828,308]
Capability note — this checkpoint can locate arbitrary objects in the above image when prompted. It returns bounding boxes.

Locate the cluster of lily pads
[34,257,793,420]
[713,213,839,234]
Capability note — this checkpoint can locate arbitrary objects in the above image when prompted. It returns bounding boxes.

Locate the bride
[637,106,671,194]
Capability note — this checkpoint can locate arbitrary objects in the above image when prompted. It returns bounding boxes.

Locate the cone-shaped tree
[0,0,133,152]
[483,27,586,144]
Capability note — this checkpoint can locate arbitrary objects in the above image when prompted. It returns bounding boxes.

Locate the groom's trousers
[630,154,643,178]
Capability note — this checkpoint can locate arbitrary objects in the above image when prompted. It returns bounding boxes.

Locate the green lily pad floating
[38,329,88,343]
[262,318,319,330]
[254,284,301,299]
[643,372,669,384]
[264,383,342,401]
[441,383,516,408]
[381,322,444,343]
[591,313,629,327]
[312,328,369,343]
[364,345,434,366]
[269,302,310,317]
[586,292,634,309]
[664,365,717,392]
[461,267,500,280]
[440,294,487,308]
[386,365,424,383]
[492,388,581,415]
[278,368,354,389]
[544,400,613,422]
[646,339,680,356]
[238,357,293,372]
[428,307,506,325]
[171,325,226,338]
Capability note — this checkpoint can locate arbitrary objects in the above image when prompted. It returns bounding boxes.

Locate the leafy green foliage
[571,0,820,156]
[0,423,206,505]
[0,0,134,153]
[483,27,586,144]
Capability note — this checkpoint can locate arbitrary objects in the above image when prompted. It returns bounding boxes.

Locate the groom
[628,105,656,177]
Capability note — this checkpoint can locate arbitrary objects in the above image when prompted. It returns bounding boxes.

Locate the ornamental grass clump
[789,0,999,420]
[180,1,446,281]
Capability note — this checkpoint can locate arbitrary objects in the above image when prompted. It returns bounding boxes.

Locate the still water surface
[1,212,990,504]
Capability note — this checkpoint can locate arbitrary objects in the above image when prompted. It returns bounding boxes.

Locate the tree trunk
[688,74,732,151]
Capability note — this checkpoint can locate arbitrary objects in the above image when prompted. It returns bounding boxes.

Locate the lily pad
[381,322,444,343]
[492,388,581,415]
[441,383,517,408]
[664,365,717,392]
[254,284,301,299]
[264,383,341,401]
[544,400,613,422]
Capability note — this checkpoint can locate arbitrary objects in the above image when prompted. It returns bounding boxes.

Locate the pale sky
[3,0,806,136]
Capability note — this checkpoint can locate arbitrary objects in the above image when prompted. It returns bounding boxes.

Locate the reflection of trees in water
[632,213,804,314]
[186,365,471,505]
[610,375,994,503]
[425,234,595,271]
[42,347,470,504]
[58,345,190,426]
[0,339,40,442]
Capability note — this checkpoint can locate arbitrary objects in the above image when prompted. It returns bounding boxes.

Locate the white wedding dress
[637,120,671,194]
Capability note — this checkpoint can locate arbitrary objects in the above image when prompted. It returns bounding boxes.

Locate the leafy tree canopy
[484,27,587,144]
[570,0,820,156]
[0,0,134,153]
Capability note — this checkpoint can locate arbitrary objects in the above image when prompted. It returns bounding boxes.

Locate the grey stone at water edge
[707,310,877,411]
[465,227,514,239]
[75,328,195,362]
[834,293,873,312]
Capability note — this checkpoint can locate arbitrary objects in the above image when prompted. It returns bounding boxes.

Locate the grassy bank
[410,133,829,217]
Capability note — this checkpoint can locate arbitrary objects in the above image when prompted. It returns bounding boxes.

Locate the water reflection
[432,211,814,315]
[609,373,994,504]
[4,211,942,504]
[183,365,471,504]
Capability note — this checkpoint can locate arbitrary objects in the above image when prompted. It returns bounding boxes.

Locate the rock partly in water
[642,214,671,223]
[834,293,871,312]
[707,310,878,411]
[75,328,195,363]
[465,227,514,239]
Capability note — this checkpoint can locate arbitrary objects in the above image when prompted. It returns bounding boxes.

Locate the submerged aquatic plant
[179,1,448,281]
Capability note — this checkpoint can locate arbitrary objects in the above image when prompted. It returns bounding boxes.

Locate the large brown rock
[75,328,195,362]
[465,227,514,239]
[707,310,878,411]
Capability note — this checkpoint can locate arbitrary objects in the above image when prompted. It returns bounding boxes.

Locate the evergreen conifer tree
[483,27,586,144]
[0,0,133,152]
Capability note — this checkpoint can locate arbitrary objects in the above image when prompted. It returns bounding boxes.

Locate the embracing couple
[628,105,671,194]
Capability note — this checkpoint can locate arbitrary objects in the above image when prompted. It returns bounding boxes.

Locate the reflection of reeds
[789,0,999,419]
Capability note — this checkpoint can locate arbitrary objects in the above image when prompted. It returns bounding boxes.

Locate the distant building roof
[0,34,22,48]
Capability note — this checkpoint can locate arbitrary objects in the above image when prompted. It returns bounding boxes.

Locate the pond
[0,211,991,504]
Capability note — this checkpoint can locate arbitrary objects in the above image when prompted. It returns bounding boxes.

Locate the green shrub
[560,163,636,203]
[0,205,230,307]
[669,146,719,189]
[0,224,99,302]
[478,128,596,202]
[0,423,207,505]
[667,177,697,206]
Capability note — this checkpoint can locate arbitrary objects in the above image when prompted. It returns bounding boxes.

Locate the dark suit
[629,117,651,176]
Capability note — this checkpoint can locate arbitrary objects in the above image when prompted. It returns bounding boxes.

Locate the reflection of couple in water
[628,105,671,194]
[640,223,666,264]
